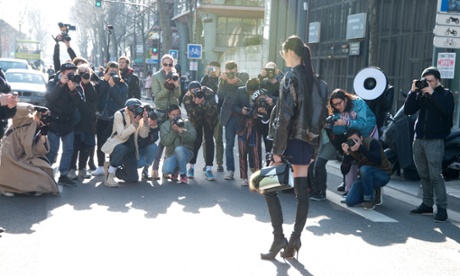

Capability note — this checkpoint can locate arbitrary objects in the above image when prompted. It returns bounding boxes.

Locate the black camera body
[129,105,144,117]
[34,106,51,124]
[67,72,81,83]
[415,78,429,90]
[173,116,185,128]
[166,71,180,81]
[325,115,337,129]
[265,68,276,79]
[57,22,76,42]
[226,72,236,79]
[346,138,356,147]
[110,72,121,84]
[192,88,204,99]
[257,97,268,109]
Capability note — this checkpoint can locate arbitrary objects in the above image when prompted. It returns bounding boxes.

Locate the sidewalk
[326,160,460,222]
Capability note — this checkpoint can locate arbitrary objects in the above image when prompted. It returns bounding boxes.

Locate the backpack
[310,76,329,144]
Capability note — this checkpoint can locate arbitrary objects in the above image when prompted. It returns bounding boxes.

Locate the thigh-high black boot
[260,191,287,259]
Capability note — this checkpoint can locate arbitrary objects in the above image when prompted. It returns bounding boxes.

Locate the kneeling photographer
[101,98,149,187]
[160,104,196,184]
[183,81,218,181]
[137,105,160,180]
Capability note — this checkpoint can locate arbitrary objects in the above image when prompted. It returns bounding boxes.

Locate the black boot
[282,177,309,259]
[261,192,285,259]
[260,236,288,260]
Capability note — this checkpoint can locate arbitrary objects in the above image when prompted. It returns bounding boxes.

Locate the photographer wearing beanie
[404,66,454,222]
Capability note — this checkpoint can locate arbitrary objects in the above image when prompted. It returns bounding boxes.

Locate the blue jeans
[224,116,239,171]
[47,130,74,176]
[346,165,390,207]
[413,138,447,209]
[162,146,194,176]
[137,143,158,168]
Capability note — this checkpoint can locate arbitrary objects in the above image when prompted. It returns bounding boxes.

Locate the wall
[221,44,264,78]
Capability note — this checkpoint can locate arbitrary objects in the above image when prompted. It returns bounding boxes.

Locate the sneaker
[374,187,383,206]
[187,168,195,179]
[205,170,216,181]
[337,182,345,192]
[104,173,119,188]
[78,169,91,179]
[142,169,151,180]
[179,174,188,184]
[58,176,77,187]
[410,203,433,215]
[202,165,206,172]
[224,170,234,180]
[217,165,224,172]
[434,207,448,223]
[151,169,160,180]
[310,193,326,201]
[91,166,105,176]
[68,169,78,180]
[2,192,15,197]
[241,179,249,186]
[363,201,374,210]
[171,171,179,181]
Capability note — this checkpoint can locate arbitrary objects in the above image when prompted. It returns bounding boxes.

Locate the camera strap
[4,123,32,137]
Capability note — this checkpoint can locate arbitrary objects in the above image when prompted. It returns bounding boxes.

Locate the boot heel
[260,238,288,260]
[281,239,301,259]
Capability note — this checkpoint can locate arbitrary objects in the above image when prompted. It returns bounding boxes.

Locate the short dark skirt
[283,139,314,165]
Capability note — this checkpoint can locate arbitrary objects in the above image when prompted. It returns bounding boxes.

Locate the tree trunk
[368,0,378,66]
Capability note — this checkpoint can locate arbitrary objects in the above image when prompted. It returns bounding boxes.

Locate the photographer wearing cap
[45,62,84,187]
[101,98,149,187]
[150,54,181,180]
[160,104,196,184]
[258,62,283,100]
[404,66,454,222]
[183,81,218,181]
[91,61,128,177]
[118,56,141,99]
[217,60,244,180]
[201,61,224,172]
[341,129,391,210]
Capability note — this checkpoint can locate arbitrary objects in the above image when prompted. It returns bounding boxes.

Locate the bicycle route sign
[187,44,202,59]
[434,1,460,49]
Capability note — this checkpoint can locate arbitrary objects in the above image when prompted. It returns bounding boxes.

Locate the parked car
[0,58,30,72]
[5,69,47,106]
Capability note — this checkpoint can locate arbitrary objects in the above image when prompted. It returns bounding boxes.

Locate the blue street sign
[169,50,179,59]
[146,59,158,64]
[187,44,202,59]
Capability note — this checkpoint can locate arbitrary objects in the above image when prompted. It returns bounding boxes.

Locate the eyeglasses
[332,100,343,108]
[163,63,173,67]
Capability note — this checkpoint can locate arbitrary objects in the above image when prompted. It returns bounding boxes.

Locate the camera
[209,66,216,72]
[257,97,268,109]
[325,115,337,129]
[67,72,81,83]
[109,72,121,84]
[226,72,236,79]
[192,88,204,99]
[172,116,185,128]
[265,68,276,79]
[144,104,157,120]
[346,138,356,147]
[166,71,179,81]
[129,105,144,117]
[56,22,76,42]
[415,78,429,90]
[34,106,51,124]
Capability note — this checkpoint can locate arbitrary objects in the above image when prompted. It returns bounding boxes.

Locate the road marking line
[327,191,399,223]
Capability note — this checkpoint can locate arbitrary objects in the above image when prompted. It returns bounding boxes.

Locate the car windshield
[6,72,45,85]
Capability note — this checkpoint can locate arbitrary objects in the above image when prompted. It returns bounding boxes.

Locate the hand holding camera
[1,92,18,107]
[412,78,433,97]
[341,138,360,154]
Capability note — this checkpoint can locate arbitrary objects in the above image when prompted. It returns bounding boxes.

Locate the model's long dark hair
[282,35,315,95]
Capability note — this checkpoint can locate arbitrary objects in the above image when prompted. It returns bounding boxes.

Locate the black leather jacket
[269,65,324,156]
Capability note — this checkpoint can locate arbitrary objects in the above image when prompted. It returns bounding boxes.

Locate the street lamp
[106,25,113,62]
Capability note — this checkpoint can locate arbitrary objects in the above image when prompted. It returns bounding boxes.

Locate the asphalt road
[1,153,460,275]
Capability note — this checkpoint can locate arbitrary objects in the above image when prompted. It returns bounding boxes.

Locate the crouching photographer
[137,105,160,180]
[160,104,196,184]
[0,103,59,196]
[183,81,218,181]
[101,98,149,187]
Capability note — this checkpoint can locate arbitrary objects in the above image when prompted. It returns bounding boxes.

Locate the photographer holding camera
[0,103,59,197]
[45,62,84,187]
[340,129,392,210]
[150,54,181,180]
[160,104,196,184]
[183,81,218,181]
[404,66,454,222]
[258,62,283,99]
[118,56,141,99]
[137,105,160,180]
[91,62,128,177]
[0,68,18,140]
[101,98,150,187]
[217,60,244,180]
[201,61,224,172]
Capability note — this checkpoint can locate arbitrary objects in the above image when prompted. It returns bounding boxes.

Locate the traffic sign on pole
[187,44,202,59]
